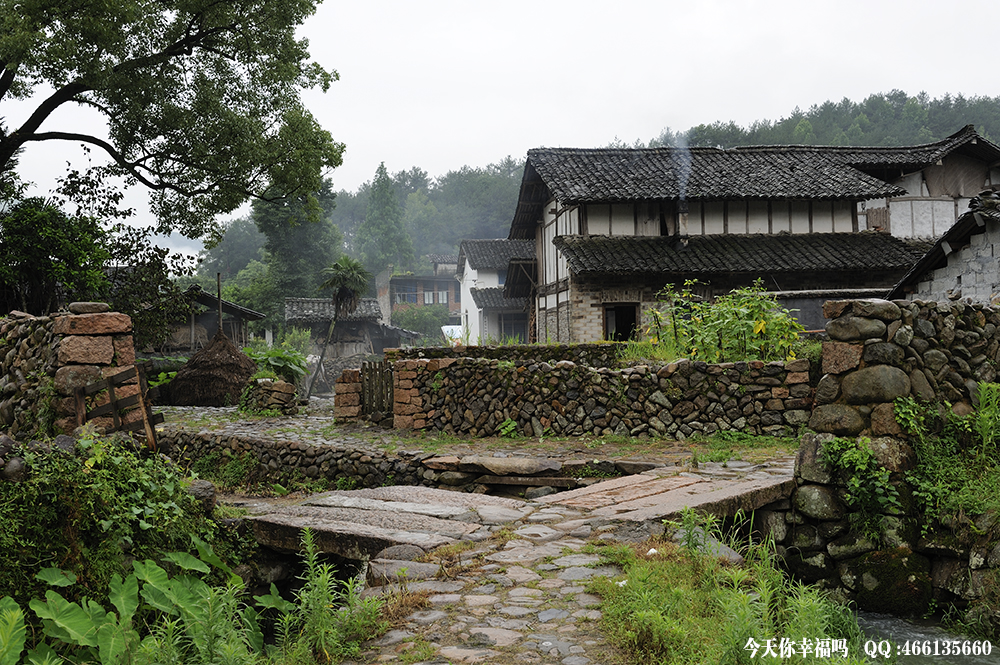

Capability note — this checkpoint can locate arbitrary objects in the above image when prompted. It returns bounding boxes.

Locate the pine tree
[356,163,414,276]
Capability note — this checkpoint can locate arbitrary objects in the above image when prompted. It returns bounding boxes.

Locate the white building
[457,239,534,344]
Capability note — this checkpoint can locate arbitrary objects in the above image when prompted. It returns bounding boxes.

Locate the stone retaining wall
[751,433,1000,629]
[389,357,813,439]
[0,303,135,439]
[810,298,1000,436]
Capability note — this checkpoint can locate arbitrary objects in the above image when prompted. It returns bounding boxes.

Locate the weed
[336,476,359,491]
[498,418,520,438]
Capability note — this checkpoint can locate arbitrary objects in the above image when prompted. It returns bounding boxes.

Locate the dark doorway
[604,304,638,341]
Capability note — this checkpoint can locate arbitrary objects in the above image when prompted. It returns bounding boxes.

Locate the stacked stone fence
[383,356,813,438]
[385,343,622,369]
[0,303,136,440]
[809,298,1000,437]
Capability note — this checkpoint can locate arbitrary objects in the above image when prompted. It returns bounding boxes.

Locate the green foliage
[822,437,901,522]
[243,346,308,385]
[191,451,258,492]
[0,197,109,315]
[0,0,343,239]
[498,418,520,439]
[2,529,386,665]
[335,476,358,492]
[896,395,1000,519]
[197,216,266,281]
[0,433,230,610]
[679,90,1000,150]
[591,526,870,664]
[356,162,415,276]
[148,371,177,388]
[279,327,313,358]
[639,279,805,363]
[392,304,451,344]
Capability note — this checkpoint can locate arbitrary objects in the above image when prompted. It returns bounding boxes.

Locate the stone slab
[477,475,575,487]
[537,474,704,510]
[318,485,527,510]
[305,494,474,519]
[249,509,469,559]
[590,475,796,524]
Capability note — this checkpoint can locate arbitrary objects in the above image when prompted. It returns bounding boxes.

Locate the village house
[887,193,1000,303]
[284,297,417,356]
[160,284,265,351]
[457,238,535,343]
[504,126,1000,342]
[374,255,461,328]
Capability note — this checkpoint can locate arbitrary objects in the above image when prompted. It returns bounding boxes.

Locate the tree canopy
[355,163,414,276]
[0,0,343,240]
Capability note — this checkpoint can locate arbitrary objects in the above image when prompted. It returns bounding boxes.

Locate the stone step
[477,475,576,488]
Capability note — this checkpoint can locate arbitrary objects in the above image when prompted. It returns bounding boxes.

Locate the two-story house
[504,126,1000,342]
[374,255,461,327]
[457,239,534,343]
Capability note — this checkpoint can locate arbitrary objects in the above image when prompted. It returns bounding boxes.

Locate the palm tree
[306,255,373,398]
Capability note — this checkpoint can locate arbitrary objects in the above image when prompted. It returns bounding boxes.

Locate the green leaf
[28,590,100,647]
[108,575,139,624]
[24,642,61,665]
[161,551,211,574]
[97,618,136,665]
[132,561,176,615]
[254,584,295,613]
[0,598,27,665]
[35,568,77,587]
[192,536,231,574]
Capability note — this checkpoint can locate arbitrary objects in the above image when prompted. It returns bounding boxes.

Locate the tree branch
[20,131,221,197]
[0,60,17,103]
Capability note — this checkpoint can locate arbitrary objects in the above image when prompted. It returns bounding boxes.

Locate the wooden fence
[360,359,393,415]
[74,366,163,450]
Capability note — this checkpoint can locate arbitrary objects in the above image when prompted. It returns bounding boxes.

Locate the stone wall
[752,433,999,629]
[0,303,135,438]
[810,298,1000,437]
[389,357,812,438]
[386,343,622,369]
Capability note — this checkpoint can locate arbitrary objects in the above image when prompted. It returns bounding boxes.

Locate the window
[424,290,434,305]
[395,284,417,304]
[497,269,507,286]
[437,290,448,304]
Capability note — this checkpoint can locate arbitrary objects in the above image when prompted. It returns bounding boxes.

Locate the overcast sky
[9,0,999,256]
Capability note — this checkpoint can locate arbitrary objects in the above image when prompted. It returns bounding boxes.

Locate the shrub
[639,278,805,363]
[243,345,308,385]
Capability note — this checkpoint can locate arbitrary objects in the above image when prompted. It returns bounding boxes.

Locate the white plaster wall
[833,200,853,232]
[729,201,747,233]
[588,204,610,235]
[748,201,769,234]
[771,201,790,233]
[790,201,810,233]
[611,204,633,236]
[812,201,834,233]
[704,201,725,234]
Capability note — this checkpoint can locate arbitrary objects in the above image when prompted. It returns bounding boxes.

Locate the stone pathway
[242,456,795,665]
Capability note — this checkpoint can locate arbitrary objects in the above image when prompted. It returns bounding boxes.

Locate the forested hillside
[193,90,1000,333]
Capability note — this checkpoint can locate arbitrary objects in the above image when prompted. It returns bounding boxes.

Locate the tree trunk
[306,313,338,398]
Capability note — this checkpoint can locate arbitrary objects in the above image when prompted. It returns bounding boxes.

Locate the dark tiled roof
[553,233,925,276]
[886,199,1000,299]
[429,254,458,265]
[528,147,905,204]
[458,239,535,273]
[470,287,528,310]
[510,126,1000,239]
[284,297,382,323]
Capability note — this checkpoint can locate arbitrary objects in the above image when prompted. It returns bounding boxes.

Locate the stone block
[336,392,360,407]
[335,405,361,418]
[113,336,135,365]
[870,403,903,437]
[809,404,865,436]
[826,316,886,342]
[53,312,131,336]
[393,388,411,404]
[58,336,114,365]
[822,342,863,375]
[393,414,414,429]
[841,365,911,404]
[785,371,809,384]
[54,365,102,395]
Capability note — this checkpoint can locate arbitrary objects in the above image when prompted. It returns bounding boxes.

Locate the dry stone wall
[810,298,1000,436]
[749,433,1000,630]
[0,303,135,439]
[389,356,813,438]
